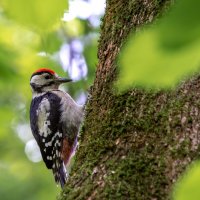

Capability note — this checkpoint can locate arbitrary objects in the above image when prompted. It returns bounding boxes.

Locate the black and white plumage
[29,68,83,188]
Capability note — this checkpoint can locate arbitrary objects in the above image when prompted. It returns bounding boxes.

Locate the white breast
[52,90,83,128]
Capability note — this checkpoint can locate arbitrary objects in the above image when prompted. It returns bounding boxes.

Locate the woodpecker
[29,68,83,188]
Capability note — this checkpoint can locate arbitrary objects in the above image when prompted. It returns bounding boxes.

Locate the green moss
[61,82,199,199]
[57,0,200,199]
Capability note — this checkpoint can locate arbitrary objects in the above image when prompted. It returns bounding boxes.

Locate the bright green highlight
[1,0,68,30]
[118,0,200,90]
[173,161,200,200]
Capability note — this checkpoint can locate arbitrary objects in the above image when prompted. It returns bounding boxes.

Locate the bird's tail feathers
[53,163,68,188]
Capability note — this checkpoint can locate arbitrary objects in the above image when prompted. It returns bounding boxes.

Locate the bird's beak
[55,77,73,84]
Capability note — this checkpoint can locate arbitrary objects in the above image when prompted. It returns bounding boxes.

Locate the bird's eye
[45,75,51,79]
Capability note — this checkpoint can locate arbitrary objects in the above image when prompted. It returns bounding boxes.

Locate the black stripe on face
[30,83,42,92]
[43,81,54,87]
[30,81,55,92]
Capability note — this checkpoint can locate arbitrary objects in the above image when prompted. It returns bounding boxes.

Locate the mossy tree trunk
[59,0,200,199]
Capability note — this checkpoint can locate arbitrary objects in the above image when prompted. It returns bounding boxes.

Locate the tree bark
[58,0,200,199]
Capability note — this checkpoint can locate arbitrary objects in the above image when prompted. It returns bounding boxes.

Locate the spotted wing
[30,92,66,186]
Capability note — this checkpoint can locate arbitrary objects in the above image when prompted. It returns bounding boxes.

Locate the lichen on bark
[58,0,200,199]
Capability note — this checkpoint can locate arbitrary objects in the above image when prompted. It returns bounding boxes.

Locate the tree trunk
[59,0,200,199]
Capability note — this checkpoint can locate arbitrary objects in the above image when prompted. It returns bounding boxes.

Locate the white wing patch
[44,132,62,147]
[37,98,51,137]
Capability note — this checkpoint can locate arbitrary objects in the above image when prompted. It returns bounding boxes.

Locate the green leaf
[1,0,68,30]
[173,161,200,200]
[118,0,200,90]
[39,31,62,53]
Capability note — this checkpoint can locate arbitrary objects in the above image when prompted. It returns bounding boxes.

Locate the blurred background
[1,0,200,199]
[0,0,105,199]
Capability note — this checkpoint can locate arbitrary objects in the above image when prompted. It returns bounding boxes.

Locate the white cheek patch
[31,73,53,86]
[31,75,46,86]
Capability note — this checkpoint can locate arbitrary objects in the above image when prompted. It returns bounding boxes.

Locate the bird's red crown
[33,68,56,75]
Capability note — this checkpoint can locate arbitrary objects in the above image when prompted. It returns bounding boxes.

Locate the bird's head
[30,68,72,94]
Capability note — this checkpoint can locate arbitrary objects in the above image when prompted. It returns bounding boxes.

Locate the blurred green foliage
[173,161,200,200]
[0,1,66,199]
[0,0,98,199]
[118,0,200,90]
[1,0,68,30]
